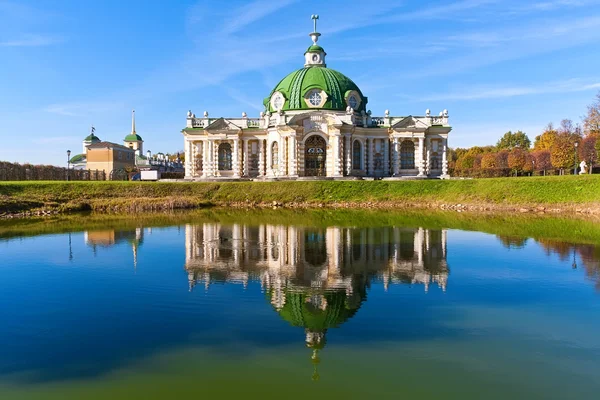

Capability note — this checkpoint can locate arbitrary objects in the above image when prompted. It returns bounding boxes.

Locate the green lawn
[0,175,599,214]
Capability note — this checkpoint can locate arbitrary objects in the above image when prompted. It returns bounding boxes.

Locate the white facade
[182,19,451,180]
[182,111,451,180]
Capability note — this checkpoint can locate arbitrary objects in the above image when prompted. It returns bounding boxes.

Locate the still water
[1,212,599,399]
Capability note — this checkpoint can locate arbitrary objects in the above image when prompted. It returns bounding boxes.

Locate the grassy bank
[1,175,600,215]
[2,209,600,246]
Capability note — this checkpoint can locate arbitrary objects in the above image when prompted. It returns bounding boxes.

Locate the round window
[271,92,284,110]
[312,54,319,62]
[309,91,322,107]
[348,95,358,109]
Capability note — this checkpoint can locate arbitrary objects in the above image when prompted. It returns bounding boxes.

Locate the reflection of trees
[497,235,528,250]
[536,239,600,290]
[497,235,600,289]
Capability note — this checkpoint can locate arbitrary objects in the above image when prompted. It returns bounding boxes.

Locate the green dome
[273,289,363,333]
[305,45,325,54]
[69,154,86,163]
[84,133,100,142]
[124,133,143,141]
[264,67,367,113]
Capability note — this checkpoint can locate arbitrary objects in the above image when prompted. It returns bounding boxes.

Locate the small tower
[123,109,143,155]
[304,14,327,68]
[82,126,100,154]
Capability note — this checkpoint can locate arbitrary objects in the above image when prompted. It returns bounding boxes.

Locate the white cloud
[220,0,299,35]
[0,34,62,47]
[43,101,125,117]
[419,79,600,102]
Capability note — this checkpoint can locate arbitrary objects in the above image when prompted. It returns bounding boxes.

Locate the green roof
[84,133,100,142]
[273,289,363,333]
[305,44,325,54]
[69,154,86,163]
[124,133,143,141]
[264,67,367,113]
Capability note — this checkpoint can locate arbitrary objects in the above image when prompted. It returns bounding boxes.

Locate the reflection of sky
[0,226,599,387]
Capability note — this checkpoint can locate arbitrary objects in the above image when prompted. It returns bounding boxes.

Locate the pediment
[205,118,242,132]
[392,116,428,130]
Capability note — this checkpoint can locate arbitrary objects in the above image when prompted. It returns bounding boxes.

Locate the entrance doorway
[304,135,326,177]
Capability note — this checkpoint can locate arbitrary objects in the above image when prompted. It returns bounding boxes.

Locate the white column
[441,137,449,178]
[192,141,199,177]
[243,139,249,177]
[185,140,192,178]
[266,140,273,177]
[279,137,286,176]
[393,138,400,176]
[383,138,390,176]
[345,135,352,176]
[425,137,431,177]
[417,137,425,177]
[233,139,240,178]
[332,134,343,177]
[202,141,209,177]
[363,139,368,175]
[258,140,265,177]
[368,138,374,177]
[288,135,297,176]
[214,140,220,177]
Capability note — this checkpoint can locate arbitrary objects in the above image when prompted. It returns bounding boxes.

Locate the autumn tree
[455,146,494,170]
[583,91,600,137]
[578,136,598,173]
[534,123,558,150]
[473,154,483,169]
[550,133,577,173]
[531,150,552,175]
[480,153,497,169]
[507,148,529,176]
[496,130,531,150]
[495,150,509,169]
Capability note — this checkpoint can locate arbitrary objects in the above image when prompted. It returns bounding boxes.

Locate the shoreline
[1,177,600,219]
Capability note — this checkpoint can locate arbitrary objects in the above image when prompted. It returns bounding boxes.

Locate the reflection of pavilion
[185,223,449,380]
[84,228,145,268]
[185,224,448,293]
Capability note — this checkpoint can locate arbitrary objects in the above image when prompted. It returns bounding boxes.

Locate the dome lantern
[304,15,326,68]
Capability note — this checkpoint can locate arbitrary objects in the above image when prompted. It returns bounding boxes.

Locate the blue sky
[1,0,600,166]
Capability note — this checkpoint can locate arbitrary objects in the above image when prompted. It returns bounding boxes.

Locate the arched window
[218,143,232,170]
[400,141,415,169]
[373,139,383,171]
[304,135,326,176]
[352,140,362,169]
[271,142,279,169]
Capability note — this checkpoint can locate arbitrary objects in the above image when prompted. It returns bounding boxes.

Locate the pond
[1,210,599,399]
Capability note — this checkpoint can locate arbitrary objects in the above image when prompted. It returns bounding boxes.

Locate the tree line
[450,92,600,177]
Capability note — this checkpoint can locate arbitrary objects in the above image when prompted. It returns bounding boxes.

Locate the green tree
[497,130,531,150]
